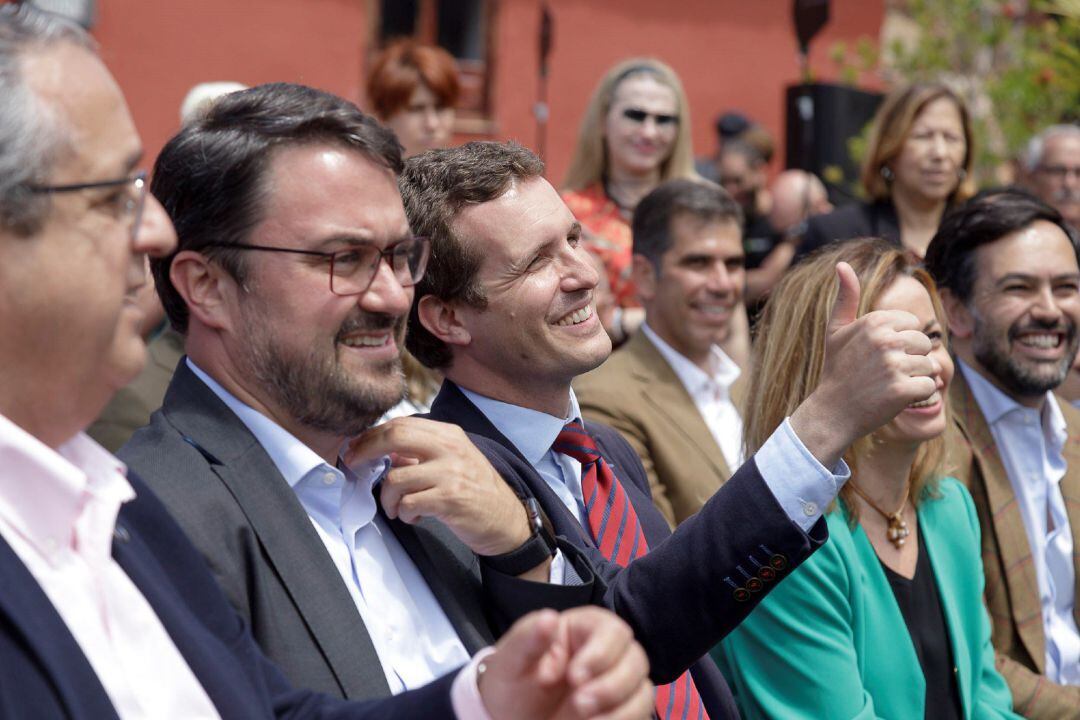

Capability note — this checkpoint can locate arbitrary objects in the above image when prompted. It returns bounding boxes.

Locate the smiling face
[384,82,455,158]
[636,215,745,369]
[889,96,966,205]
[949,220,1080,402]
[224,144,412,436]
[445,176,612,412]
[0,42,176,444]
[603,74,679,180]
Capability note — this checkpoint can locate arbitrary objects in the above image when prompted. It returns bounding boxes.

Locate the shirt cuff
[754,417,851,532]
[450,647,497,720]
[548,548,567,584]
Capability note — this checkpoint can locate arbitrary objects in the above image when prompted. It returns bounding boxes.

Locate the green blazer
[713,478,1019,719]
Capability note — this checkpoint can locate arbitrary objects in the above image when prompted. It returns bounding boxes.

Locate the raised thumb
[828,261,861,331]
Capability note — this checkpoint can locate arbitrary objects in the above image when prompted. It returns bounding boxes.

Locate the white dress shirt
[461,386,846,534]
[0,412,221,719]
[187,361,472,695]
[640,323,744,469]
[961,360,1080,684]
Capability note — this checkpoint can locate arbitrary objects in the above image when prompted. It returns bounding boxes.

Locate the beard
[242,308,407,437]
[972,313,1080,398]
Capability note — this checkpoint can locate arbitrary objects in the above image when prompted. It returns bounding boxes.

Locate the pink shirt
[0,412,221,719]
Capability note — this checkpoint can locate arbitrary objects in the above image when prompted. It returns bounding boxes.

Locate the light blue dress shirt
[960,360,1080,684]
[460,386,848,533]
[187,360,470,695]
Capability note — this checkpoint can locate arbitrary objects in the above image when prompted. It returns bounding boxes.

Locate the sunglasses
[621,108,679,126]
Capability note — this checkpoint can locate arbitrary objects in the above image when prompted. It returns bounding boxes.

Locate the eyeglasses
[1037,164,1080,181]
[28,171,148,239]
[621,108,679,127]
[203,236,431,296]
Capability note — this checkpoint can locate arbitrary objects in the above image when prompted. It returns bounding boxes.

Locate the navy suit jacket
[0,471,457,719]
[428,381,830,720]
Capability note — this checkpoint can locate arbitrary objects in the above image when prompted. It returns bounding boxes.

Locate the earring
[957,168,967,181]
[880,166,894,182]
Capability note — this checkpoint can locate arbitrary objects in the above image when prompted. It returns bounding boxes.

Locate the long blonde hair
[745,239,949,521]
[562,58,697,192]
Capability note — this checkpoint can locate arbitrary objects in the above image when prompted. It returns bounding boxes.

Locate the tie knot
[552,420,601,464]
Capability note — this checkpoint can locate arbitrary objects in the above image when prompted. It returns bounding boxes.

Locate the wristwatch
[480,497,557,576]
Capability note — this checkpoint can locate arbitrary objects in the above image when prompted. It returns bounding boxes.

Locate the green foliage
[830,0,1079,186]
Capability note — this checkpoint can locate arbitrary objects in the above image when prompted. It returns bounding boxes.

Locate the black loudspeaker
[785,82,883,202]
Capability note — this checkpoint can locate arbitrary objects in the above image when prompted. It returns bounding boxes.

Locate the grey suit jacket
[119,360,580,701]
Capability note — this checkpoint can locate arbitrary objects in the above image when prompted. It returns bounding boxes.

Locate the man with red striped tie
[387,141,940,720]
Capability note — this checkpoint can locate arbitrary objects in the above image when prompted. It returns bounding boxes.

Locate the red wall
[93,0,370,168]
[86,0,883,183]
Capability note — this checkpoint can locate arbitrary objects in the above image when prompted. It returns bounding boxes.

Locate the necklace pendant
[886,513,910,549]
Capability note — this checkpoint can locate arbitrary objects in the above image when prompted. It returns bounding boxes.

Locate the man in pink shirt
[0,4,651,719]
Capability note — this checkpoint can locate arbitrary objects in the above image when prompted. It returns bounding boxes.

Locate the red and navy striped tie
[553,420,708,720]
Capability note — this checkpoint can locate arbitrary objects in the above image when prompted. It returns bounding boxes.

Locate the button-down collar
[0,412,133,567]
[641,322,740,400]
[460,385,583,463]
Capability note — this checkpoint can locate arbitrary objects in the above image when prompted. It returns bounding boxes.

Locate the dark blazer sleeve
[475,428,826,685]
[118,472,459,720]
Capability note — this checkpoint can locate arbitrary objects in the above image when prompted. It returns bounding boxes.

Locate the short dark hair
[632,178,744,269]
[924,187,1080,304]
[151,82,403,333]
[401,141,545,369]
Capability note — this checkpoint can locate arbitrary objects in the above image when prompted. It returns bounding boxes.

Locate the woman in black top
[800,83,977,261]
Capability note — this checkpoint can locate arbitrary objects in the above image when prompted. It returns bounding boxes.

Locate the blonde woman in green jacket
[714,239,1019,720]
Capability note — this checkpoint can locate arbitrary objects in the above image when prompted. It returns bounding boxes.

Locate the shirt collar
[641,322,740,396]
[0,412,134,564]
[959,358,1048,427]
[459,385,580,463]
[187,358,334,487]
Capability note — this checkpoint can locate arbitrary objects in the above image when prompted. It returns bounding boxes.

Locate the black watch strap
[481,498,557,576]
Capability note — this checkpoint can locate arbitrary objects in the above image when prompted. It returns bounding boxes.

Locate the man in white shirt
[925,189,1080,718]
[575,179,747,527]
[0,6,651,718]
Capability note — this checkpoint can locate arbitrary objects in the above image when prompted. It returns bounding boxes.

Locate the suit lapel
[0,538,120,720]
[427,382,596,548]
[952,370,1046,669]
[162,363,390,699]
[627,332,732,479]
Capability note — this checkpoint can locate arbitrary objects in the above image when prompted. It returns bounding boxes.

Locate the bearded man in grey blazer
[119,82,617,707]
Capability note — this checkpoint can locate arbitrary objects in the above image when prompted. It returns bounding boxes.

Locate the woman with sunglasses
[713,239,1020,719]
[562,58,697,342]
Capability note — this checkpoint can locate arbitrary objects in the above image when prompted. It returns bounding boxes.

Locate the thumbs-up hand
[790,262,939,468]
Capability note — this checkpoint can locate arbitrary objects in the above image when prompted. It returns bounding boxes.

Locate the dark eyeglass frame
[1036,164,1080,180]
[621,108,679,126]
[27,171,148,239]
[201,236,430,297]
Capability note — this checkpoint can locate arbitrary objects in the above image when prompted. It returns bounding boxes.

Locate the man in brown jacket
[575,180,746,527]
[926,189,1080,718]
